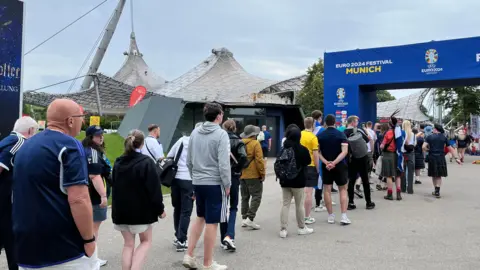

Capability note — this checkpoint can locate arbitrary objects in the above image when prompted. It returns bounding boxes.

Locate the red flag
[129,86,147,107]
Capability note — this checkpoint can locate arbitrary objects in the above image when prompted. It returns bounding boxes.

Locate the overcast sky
[23,0,480,98]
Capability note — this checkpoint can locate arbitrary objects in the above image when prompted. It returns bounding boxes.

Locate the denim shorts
[93,204,108,222]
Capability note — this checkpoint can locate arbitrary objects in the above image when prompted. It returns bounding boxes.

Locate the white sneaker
[279,229,288,238]
[182,254,198,269]
[340,215,351,226]
[245,218,261,230]
[314,206,326,212]
[298,226,314,235]
[98,259,108,267]
[241,219,248,227]
[203,261,228,270]
[304,216,315,224]
[327,214,335,224]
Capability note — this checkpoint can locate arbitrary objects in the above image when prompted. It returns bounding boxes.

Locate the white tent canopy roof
[376,91,429,122]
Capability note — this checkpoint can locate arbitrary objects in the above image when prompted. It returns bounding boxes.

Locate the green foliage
[376,90,396,102]
[75,131,170,195]
[297,59,396,116]
[23,104,46,120]
[296,58,324,116]
[436,86,480,124]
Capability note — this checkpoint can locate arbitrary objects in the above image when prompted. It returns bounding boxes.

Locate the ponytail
[124,129,145,155]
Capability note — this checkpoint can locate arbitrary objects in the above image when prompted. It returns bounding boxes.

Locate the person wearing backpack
[344,116,376,210]
[219,120,247,252]
[277,124,313,238]
[240,125,265,230]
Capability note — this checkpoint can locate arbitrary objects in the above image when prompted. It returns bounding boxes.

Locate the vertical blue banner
[0,0,23,140]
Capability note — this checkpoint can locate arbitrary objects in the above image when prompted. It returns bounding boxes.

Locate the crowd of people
[0,98,468,270]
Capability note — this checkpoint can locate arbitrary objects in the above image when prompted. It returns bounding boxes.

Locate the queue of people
[0,97,469,270]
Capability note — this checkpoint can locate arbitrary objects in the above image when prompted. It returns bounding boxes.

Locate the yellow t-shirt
[300,130,318,167]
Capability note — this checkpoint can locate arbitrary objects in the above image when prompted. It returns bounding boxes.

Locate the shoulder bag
[158,143,184,187]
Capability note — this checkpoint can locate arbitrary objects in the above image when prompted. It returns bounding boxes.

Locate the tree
[296,58,324,116]
[435,86,480,124]
[376,90,396,102]
[296,59,396,116]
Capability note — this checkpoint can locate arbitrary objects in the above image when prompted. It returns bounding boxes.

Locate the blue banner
[324,37,480,123]
[0,0,23,140]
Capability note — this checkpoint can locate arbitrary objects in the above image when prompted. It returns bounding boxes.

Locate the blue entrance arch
[324,36,480,124]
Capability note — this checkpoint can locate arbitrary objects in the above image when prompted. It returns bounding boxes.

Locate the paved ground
[2,157,480,269]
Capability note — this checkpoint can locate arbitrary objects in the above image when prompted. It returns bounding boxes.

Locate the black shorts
[305,166,318,187]
[322,162,348,187]
[262,147,269,158]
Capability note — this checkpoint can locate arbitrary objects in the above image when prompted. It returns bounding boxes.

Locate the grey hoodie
[187,122,231,188]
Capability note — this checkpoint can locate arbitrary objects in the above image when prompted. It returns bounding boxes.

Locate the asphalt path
[2,157,480,269]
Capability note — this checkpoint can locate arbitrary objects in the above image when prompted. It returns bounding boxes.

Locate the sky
[22,0,480,98]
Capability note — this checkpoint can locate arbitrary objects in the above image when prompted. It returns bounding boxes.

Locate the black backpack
[274,147,299,184]
[230,140,247,173]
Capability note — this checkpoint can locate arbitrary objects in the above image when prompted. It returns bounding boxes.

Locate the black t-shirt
[317,127,348,161]
[426,133,450,156]
[456,135,471,148]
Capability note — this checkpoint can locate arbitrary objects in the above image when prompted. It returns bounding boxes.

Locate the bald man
[12,99,100,269]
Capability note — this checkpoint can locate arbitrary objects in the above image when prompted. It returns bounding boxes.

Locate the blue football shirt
[261,131,271,149]
[13,129,89,268]
[0,132,25,216]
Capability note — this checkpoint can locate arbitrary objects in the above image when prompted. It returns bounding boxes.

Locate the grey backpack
[347,128,368,158]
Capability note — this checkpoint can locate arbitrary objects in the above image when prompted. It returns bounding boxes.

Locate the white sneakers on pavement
[340,214,352,225]
[279,229,288,238]
[314,205,327,212]
[298,226,314,235]
[182,254,198,269]
[327,214,335,224]
[244,218,261,230]
[204,261,228,270]
[304,216,315,224]
[183,254,228,270]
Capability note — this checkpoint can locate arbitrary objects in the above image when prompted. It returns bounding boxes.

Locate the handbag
[158,143,184,187]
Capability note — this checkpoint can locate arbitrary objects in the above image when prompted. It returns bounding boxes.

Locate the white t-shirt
[167,136,191,181]
[141,136,164,161]
[366,128,376,153]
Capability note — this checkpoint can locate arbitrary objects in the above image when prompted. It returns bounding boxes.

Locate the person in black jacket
[279,124,313,238]
[112,129,166,270]
[219,119,247,251]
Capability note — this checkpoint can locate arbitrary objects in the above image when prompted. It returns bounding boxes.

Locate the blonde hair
[458,129,466,140]
[402,120,413,142]
[304,117,314,130]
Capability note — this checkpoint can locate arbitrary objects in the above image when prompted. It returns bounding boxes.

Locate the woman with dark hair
[82,126,111,266]
[423,124,460,198]
[279,124,313,238]
[112,129,166,269]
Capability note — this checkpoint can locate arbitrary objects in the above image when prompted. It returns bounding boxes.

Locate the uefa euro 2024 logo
[422,49,442,75]
[425,49,438,64]
[336,88,345,100]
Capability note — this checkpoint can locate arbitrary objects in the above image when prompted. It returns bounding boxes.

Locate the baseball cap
[85,125,104,137]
